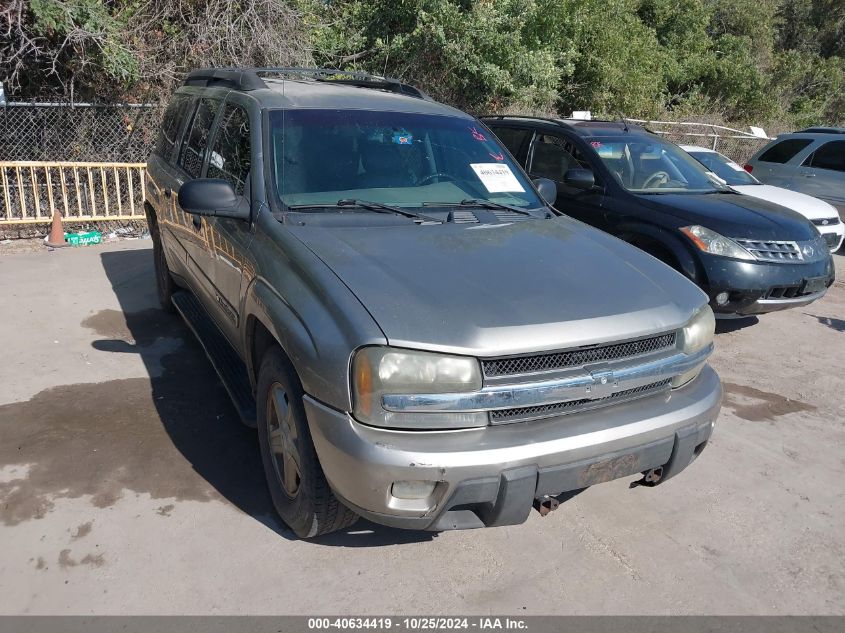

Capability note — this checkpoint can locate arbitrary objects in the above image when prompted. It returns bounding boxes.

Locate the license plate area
[803,276,827,294]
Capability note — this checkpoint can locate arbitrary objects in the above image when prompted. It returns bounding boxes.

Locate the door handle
[800,172,816,178]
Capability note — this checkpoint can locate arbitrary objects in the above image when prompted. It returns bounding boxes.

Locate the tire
[151,223,176,313]
[256,347,358,538]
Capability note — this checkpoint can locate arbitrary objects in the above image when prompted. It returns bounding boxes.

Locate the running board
[172,291,257,428]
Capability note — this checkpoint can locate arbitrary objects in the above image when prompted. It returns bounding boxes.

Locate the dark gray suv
[145,68,722,538]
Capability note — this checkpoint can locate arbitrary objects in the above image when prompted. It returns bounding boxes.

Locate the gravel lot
[0,241,843,615]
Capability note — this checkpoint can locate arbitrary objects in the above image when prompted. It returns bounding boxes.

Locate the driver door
[526,133,605,226]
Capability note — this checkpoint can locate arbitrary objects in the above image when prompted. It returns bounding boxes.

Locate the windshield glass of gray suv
[269,109,543,209]
[591,136,723,194]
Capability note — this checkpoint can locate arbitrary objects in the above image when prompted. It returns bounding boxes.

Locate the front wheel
[256,347,358,538]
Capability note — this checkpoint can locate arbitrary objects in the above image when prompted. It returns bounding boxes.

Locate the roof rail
[182,67,429,99]
[796,127,845,134]
[479,114,571,128]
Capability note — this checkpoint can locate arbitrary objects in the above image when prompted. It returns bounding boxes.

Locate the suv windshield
[687,150,759,186]
[269,109,543,210]
[588,135,723,194]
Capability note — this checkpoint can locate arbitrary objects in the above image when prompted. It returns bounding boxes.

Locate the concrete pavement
[0,241,843,614]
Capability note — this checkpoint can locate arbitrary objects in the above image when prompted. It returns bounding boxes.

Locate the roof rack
[479,114,568,127]
[182,67,429,99]
[796,127,845,134]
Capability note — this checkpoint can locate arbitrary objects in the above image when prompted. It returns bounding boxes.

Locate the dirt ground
[0,240,843,615]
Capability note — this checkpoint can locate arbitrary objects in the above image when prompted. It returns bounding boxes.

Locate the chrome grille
[734,239,801,262]
[812,217,841,227]
[489,379,672,424]
[482,333,676,378]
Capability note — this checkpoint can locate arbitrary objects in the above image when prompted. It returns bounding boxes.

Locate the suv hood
[289,217,706,356]
[638,192,818,241]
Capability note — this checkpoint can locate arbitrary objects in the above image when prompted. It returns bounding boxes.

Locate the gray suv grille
[482,333,676,378]
[734,239,801,262]
[489,379,672,424]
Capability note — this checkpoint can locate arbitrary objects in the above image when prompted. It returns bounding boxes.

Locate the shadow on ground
[91,248,436,546]
[804,313,845,333]
[715,316,759,334]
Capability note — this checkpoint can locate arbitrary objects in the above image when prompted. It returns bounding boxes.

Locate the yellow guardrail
[0,161,147,224]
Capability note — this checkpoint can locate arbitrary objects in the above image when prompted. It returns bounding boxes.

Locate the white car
[682,145,844,252]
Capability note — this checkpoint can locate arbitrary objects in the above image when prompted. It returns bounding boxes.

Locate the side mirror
[178,179,250,220]
[532,177,557,205]
[563,168,595,191]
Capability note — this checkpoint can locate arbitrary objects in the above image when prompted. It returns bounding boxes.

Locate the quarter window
[530,134,592,181]
[805,140,845,173]
[491,127,530,158]
[178,98,220,179]
[207,105,252,196]
[155,95,192,162]
[758,138,812,164]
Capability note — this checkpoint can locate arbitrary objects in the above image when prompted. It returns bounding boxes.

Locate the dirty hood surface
[290,217,706,356]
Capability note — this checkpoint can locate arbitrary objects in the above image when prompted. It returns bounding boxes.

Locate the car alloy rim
[267,383,301,498]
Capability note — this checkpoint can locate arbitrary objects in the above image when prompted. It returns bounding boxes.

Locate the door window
[804,140,845,173]
[490,127,530,159]
[178,98,220,179]
[529,134,592,181]
[207,105,252,196]
[154,94,192,163]
[758,138,812,164]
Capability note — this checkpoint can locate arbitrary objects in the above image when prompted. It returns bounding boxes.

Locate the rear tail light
[743,163,753,173]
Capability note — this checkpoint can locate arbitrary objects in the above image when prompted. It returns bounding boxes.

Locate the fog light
[715,292,729,306]
[391,480,437,500]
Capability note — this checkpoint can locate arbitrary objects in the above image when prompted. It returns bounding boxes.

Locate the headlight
[673,305,715,388]
[680,225,754,260]
[352,347,486,429]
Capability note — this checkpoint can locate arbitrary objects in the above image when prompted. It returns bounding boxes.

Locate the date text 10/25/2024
[308,618,528,631]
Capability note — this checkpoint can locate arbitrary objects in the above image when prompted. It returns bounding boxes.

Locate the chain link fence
[0,102,162,162]
[625,120,772,165]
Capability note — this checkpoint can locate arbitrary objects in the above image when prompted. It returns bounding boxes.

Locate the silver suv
[746,129,845,236]
[145,68,722,538]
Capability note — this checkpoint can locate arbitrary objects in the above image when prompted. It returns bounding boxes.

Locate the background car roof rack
[183,67,429,99]
[796,127,845,134]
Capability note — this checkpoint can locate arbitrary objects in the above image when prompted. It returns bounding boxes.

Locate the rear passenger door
[797,140,845,213]
[174,96,223,311]
[147,94,193,280]
[203,98,256,344]
[526,132,605,224]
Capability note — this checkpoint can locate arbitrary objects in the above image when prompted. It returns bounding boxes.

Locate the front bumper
[305,365,722,531]
[699,253,835,315]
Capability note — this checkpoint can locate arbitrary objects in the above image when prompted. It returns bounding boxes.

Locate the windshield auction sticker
[470,163,525,193]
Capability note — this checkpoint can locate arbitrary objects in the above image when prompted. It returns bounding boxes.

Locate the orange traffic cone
[45,210,67,248]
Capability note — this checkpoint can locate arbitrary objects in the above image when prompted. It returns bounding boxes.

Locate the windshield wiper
[421,199,535,216]
[336,199,441,223]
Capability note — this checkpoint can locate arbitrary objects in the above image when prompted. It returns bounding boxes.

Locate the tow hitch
[533,495,560,516]
[630,467,664,488]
